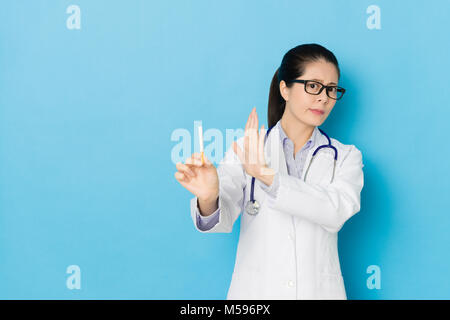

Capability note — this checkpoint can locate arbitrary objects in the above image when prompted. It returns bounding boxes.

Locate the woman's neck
[280,115,315,155]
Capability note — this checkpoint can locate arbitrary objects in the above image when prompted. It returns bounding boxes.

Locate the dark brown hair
[268,43,341,128]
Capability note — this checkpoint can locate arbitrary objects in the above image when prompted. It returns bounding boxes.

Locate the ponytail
[267,68,285,128]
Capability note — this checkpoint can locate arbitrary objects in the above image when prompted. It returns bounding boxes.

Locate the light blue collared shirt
[194,120,319,231]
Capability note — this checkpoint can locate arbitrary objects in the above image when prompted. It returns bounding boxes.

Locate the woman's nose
[317,89,329,102]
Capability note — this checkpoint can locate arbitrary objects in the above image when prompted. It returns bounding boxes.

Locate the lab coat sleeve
[264,145,364,233]
[190,137,246,233]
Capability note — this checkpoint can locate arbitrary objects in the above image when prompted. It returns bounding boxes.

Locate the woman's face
[280,59,339,127]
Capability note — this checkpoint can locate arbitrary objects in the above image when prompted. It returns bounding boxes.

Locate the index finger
[245,107,254,132]
[185,154,203,167]
[254,108,259,131]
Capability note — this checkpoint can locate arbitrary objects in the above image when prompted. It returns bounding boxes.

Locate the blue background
[0,0,449,299]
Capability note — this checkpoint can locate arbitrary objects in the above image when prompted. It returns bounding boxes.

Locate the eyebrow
[311,78,337,85]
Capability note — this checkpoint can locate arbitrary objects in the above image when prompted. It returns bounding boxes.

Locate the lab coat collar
[264,123,328,176]
[275,120,320,152]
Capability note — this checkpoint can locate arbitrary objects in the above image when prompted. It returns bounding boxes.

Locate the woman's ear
[279,80,289,102]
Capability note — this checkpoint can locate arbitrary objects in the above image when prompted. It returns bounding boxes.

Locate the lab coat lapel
[301,127,335,182]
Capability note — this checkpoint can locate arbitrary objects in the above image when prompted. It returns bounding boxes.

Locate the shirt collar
[275,119,318,150]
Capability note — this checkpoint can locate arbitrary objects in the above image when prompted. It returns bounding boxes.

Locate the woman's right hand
[174,153,219,202]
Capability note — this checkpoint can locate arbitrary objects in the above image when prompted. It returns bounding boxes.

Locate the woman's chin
[303,117,325,127]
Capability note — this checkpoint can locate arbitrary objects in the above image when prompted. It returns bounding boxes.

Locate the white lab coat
[190,125,364,300]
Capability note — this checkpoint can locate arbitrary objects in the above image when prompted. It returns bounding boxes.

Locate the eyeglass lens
[305,81,343,99]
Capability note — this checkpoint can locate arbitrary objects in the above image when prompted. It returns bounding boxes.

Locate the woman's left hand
[232,107,275,186]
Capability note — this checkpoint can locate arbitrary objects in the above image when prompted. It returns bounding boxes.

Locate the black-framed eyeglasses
[287,79,346,100]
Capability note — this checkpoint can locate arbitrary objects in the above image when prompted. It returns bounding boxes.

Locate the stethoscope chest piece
[245,200,260,215]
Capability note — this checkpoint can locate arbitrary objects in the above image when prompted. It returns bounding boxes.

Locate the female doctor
[174,43,364,300]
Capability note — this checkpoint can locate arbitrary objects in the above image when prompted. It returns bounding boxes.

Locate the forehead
[301,60,339,84]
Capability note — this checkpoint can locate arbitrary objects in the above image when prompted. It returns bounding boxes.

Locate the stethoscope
[245,125,338,216]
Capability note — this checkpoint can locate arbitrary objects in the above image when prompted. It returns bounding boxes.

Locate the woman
[174,43,364,300]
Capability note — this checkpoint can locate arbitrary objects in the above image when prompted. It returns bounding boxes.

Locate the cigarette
[198,125,204,165]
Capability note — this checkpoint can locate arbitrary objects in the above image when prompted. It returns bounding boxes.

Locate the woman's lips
[309,108,324,115]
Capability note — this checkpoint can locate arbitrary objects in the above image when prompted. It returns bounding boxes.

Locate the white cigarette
[198,125,205,164]
[198,125,204,153]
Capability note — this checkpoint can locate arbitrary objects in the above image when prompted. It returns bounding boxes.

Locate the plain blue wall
[0,0,449,299]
